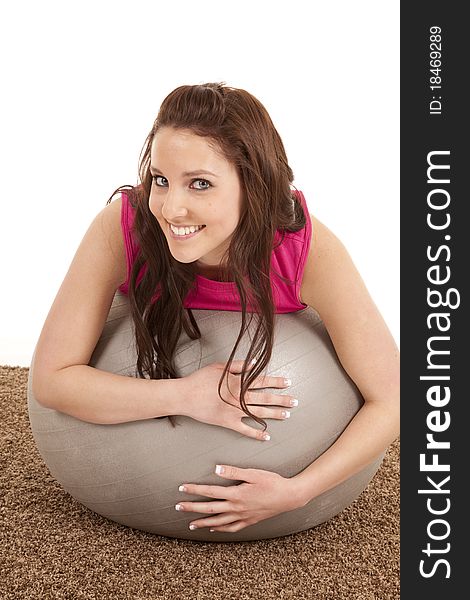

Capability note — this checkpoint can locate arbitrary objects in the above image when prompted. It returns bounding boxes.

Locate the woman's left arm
[291,214,400,505]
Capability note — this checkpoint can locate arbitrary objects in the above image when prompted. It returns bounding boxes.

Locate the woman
[32,82,400,533]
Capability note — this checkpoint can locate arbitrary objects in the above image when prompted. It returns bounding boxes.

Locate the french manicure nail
[189,524,197,530]
[282,410,291,419]
[263,433,271,441]
[178,485,186,492]
[290,398,299,407]
[284,378,292,387]
[175,504,184,511]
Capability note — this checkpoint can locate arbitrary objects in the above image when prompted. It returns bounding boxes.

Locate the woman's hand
[175,465,306,533]
[179,360,297,441]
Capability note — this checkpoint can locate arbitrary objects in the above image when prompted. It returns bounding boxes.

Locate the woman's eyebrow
[149,165,218,177]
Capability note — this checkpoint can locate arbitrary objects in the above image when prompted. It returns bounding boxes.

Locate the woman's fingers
[227,359,255,374]
[227,360,291,389]
[235,422,271,441]
[242,405,292,421]
[245,390,297,408]
[254,374,291,389]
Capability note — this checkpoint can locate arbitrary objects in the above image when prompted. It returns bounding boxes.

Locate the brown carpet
[0,366,399,599]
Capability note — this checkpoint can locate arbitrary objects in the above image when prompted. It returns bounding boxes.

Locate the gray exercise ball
[27,291,383,542]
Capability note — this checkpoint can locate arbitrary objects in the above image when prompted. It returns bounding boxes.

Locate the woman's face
[149,127,243,274]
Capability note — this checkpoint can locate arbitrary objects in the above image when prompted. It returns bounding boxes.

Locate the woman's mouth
[168,222,206,240]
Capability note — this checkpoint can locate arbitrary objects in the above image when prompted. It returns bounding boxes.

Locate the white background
[0,1,399,366]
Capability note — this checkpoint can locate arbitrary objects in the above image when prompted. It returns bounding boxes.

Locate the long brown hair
[106,82,306,430]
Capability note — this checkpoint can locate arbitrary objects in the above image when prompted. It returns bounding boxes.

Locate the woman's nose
[160,190,189,221]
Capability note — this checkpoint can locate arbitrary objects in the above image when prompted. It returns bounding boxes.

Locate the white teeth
[170,223,203,236]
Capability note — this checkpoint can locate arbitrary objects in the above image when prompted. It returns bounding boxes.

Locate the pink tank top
[118,189,312,313]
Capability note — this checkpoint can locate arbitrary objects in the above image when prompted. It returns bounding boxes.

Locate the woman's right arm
[31,195,186,424]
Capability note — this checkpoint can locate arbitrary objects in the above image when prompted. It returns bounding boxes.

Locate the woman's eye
[191,179,211,190]
[152,175,211,191]
[152,175,168,187]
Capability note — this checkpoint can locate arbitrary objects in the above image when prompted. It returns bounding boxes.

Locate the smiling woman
[103,83,311,420]
[29,82,399,538]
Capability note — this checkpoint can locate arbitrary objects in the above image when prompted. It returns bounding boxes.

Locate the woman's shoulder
[103,192,124,231]
[299,213,360,311]
[98,194,127,286]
